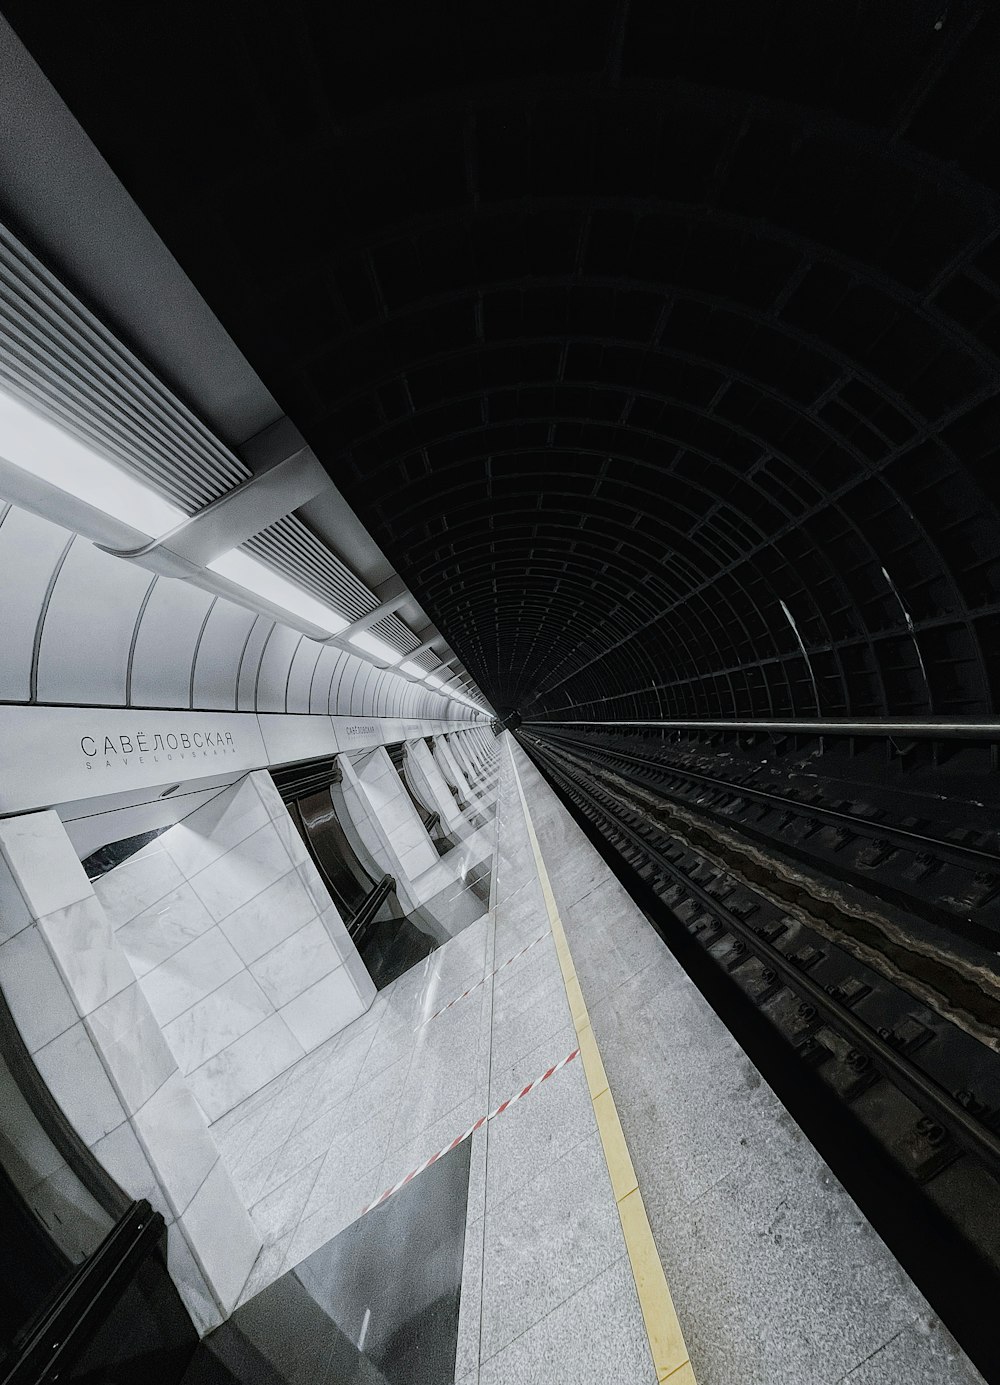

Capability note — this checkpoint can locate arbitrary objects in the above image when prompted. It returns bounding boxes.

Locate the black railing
[348,874,397,951]
[2,1200,165,1385]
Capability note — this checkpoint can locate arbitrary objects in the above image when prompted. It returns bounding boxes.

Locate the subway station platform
[2,10,1000,1382]
[178,737,983,1385]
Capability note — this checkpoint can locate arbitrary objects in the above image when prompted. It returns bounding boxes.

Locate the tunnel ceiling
[6,2,1000,722]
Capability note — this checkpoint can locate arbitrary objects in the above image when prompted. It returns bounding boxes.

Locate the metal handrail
[347,873,396,944]
[2,1200,164,1385]
[526,717,1000,740]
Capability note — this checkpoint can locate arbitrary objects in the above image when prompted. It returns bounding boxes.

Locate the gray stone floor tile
[297,1105,395,1234]
[489,974,573,1076]
[378,1093,482,1203]
[488,1016,580,1106]
[256,1101,355,1201]
[332,1052,410,1140]
[389,1053,478,1152]
[480,1134,627,1362]
[485,1048,592,1204]
[455,1213,484,1380]
[838,1314,984,1384]
[650,1131,930,1385]
[479,1254,654,1385]
[283,1159,383,1272]
[250,1153,324,1242]
[237,1229,293,1306]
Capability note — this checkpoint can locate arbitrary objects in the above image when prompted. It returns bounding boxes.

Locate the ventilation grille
[245,515,377,621]
[269,756,341,803]
[371,613,420,655]
[408,650,441,674]
[0,221,249,513]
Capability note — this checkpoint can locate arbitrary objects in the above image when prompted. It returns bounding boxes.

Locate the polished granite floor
[194,738,986,1385]
[202,742,656,1385]
[183,1141,472,1385]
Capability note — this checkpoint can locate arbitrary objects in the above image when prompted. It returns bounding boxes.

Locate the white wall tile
[115,882,216,978]
[132,1072,219,1216]
[163,972,273,1074]
[0,857,32,943]
[0,927,78,1052]
[162,779,269,877]
[188,821,291,921]
[34,1021,126,1146]
[279,965,369,1052]
[342,951,378,1010]
[92,1120,172,1222]
[166,1225,224,1336]
[217,869,316,964]
[318,902,352,960]
[186,1013,304,1122]
[250,770,288,821]
[180,1157,262,1313]
[86,982,177,1113]
[272,809,310,866]
[250,918,338,1008]
[92,848,186,928]
[0,811,93,918]
[38,894,136,1016]
[139,928,243,1027]
[296,858,333,914]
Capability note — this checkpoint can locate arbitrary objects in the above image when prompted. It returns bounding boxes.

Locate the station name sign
[0,707,268,815]
[80,727,239,771]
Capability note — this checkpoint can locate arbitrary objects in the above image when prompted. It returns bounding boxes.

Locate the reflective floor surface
[182,1141,472,1385]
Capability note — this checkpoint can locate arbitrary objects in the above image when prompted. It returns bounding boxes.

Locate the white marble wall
[94,772,375,1125]
[405,738,466,832]
[448,732,480,783]
[434,735,472,804]
[0,811,261,1333]
[337,748,440,911]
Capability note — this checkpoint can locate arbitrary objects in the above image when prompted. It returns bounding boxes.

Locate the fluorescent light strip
[425,673,445,689]
[208,549,349,635]
[0,385,186,538]
[349,629,402,665]
[400,659,426,678]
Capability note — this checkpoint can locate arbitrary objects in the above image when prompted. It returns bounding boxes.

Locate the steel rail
[535,732,1000,871]
[527,737,1000,1179]
[526,717,1000,740]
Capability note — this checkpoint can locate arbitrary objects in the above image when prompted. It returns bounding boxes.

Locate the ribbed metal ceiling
[8,1,1000,722]
[0,221,248,513]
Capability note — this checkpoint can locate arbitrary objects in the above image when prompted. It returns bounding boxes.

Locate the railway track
[519,726,1000,1371]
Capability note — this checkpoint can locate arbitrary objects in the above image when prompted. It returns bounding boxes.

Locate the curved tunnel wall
[33,9,1000,727]
[0,499,479,722]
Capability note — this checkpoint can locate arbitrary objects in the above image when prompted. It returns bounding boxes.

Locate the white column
[0,811,261,1334]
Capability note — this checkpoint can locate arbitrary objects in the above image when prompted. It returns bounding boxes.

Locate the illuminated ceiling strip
[0,384,185,539]
[207,549,349,635]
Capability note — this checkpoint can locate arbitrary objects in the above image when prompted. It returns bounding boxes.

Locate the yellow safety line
[508,745,696,1385]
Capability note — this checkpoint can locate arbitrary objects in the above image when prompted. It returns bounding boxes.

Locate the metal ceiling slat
[244,516,377,622]
[0,222,248,511]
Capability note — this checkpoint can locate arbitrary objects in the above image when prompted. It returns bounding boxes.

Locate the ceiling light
[0,385,186,538]
[349,629,402,665]
[208,549,348,634]
[425,673,445,689]
[400,660,427,678]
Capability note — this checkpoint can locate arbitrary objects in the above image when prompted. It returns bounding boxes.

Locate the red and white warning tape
[415,930,550,1028]
[360,1047,579,1216]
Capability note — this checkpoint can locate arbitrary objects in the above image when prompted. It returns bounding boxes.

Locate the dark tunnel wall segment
[7,4,1000,725]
